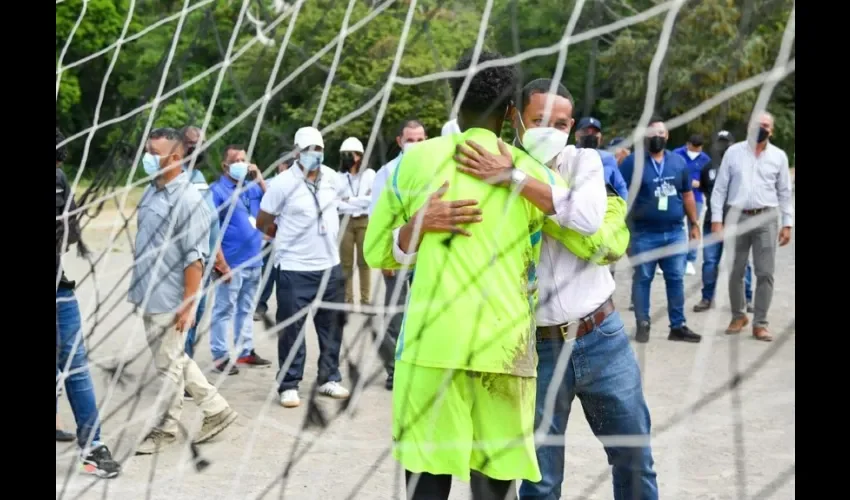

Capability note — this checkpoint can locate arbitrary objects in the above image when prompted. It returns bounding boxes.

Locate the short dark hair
[150,127,184,154]
[397,118,424,137]
[450,50,518,117]
[519,78,574,111]
[180,125,201,141]
[688,134,704,146]
[648,115,665,126]
[223,144,245,159]
[56,128,68,163]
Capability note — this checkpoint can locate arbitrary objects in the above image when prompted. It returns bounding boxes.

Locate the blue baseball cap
[577,117,603,132]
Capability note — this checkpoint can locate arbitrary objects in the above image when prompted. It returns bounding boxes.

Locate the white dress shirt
[259,162,346,271]
[710,140,794,227]
[338,168,376,217]
[369,154,402,216]
[389,145,612,325]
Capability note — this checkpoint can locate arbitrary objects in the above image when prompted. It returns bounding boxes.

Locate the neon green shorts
[392,360,540,482]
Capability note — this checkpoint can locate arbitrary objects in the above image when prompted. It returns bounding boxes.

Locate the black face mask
[646,136,667,154]
[340,152,357,173]
[578,135,600,149]
[186,145,205,166]
[756,127,770,143]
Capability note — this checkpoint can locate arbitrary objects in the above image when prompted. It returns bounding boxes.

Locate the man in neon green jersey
[364,50,580,500]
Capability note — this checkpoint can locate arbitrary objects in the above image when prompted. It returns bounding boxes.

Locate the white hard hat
[294,126,324,150]
[340,137,365,153]
[441,119,460,137]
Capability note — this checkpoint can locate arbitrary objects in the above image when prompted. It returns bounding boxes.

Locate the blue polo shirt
[596,149,629,200]
[672,146,710,204]
[210,176,264,269]
[620,150,691,233]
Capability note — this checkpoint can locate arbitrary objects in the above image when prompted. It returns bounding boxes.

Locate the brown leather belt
[741,207,771,216]
[536,298,616,341]
[340,214,368,220]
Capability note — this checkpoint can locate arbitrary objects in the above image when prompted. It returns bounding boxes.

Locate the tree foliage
[56,0,795,178]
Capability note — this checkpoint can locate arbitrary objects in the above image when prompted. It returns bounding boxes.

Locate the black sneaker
[385,375,394,391]
[81,444,121,478]
[693,299,713,312]
[184,390,193,400]
[668,326,702,343]
[56,429,76,442]
[213,359,239,375]
[635,321,650,343]
[237,349,272,367]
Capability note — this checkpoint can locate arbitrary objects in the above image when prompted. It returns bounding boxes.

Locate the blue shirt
[210,176,264,269]
[672,146,710,204]
[620,150,691,233]
[597,149,628,200]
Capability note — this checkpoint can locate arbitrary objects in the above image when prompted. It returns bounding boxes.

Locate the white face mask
[686,150,700,160]
[523,127,570,165]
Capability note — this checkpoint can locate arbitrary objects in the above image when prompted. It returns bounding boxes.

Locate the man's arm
[776,152,794,228]
[680,165,698,225]
[175,196,212,331]
[205,188,231,277]
[363,168,408,271]
[257,178,285,238]
[550,149,607,235]
[710,151,732,224]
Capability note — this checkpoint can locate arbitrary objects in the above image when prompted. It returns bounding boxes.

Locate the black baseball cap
[577,117,602,132]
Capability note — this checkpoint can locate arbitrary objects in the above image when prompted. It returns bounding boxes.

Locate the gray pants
[729,209,778,327]
[375,271,409,377]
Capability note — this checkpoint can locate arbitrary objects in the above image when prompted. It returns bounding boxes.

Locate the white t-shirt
[259,163,346,272]
[338,168,376,217]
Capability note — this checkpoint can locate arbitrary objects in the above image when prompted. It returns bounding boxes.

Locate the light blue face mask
[142,153,161,176]
[300,151,324,172]
[228,162,248,181]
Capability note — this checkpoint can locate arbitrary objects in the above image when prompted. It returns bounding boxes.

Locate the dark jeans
[701,224,752,303]
[257,243,278,314]
[183,293,207,358]
[56,288,103,448]
[406,470,515,500]
[376,271,409,377]
[629,229,688,328]
[520,312,658,500]
[276,265,345,392]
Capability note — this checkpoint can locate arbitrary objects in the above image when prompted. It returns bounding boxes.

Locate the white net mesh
[56,0,795,498]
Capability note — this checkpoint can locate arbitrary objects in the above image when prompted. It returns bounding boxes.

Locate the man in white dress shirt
[399,79,658,500]
[255,126,351,408]
[710,111,793,342]
[338,137,376,306]
[367,119,426,390]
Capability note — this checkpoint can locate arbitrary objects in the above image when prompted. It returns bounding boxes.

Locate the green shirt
[364,128,565,377]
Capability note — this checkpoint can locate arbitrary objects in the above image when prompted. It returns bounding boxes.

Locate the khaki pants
[143,313,229,435]
[340,215,370,304]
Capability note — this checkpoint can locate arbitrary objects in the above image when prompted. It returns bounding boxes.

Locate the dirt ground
[56,202,795,500]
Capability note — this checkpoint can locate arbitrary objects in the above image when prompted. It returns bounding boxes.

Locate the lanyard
[650,156,664,179]
[304,178,324,233]
[347,173,357,196]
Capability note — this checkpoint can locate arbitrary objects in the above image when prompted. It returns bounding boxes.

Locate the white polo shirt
[259,162,346,272]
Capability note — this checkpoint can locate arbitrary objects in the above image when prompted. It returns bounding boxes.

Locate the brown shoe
[753,327,773,342]
[725,316,749,334]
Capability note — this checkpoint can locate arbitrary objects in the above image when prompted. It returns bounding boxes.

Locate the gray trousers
[375,271,409,377]
[729,209,778,327]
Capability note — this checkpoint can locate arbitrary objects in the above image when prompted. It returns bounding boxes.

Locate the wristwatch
[509,168,528,187]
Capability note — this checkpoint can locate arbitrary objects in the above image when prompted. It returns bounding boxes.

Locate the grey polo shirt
[129,172,212,314]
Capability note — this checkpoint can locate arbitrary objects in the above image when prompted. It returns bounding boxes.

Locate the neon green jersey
[364,128,565,377]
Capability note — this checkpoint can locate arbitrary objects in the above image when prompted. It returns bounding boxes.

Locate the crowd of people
[55,49,793,499]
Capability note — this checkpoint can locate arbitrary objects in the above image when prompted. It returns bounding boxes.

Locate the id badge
[658,196,668,211]
[318,220,328,235]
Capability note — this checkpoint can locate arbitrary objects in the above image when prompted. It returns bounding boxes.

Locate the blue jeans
[257,243,277,314]
[701,225,752,303]
[56,288,102,448]
[183,293,207,358]
[630,229,687,328]
[275,265,345,392]
[519,312,658,500]
[686,202,703,262]
[211,266,261,361]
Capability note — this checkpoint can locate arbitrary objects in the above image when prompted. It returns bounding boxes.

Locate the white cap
[441,119,460,137]
[294,126,324,150]
[340,137,365,153]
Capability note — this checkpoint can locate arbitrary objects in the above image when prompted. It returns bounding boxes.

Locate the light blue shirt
[369,154,402,215]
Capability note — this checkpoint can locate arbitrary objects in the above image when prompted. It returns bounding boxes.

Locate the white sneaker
[685,262,696,275]
[280,389,300,408]
[317,381,350,400]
